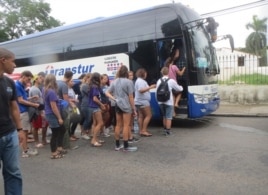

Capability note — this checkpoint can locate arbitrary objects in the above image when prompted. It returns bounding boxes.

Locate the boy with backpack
[156,67,183,136]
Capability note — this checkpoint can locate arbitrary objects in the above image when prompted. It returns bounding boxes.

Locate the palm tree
[245,15,267,56]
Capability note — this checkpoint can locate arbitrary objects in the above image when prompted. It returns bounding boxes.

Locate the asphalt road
[1,116,268,195]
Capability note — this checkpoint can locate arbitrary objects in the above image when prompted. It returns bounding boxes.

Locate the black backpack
[156,78,170,102]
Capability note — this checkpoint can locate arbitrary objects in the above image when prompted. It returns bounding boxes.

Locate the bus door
[156,38,189,117]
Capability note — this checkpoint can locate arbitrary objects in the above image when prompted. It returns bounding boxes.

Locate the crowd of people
[0,47,184,194]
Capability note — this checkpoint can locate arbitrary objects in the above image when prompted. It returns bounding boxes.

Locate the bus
[0,3,224,119]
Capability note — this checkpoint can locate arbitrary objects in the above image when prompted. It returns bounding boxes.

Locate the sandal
[50,154,63,159]
[91,142,102,147]
[140,132,153,137]
[57,149,68,155]
[35,143,44,148]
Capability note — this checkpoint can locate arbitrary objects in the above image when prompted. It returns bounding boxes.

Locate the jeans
[0,130,22,195]
[80,106,93,130]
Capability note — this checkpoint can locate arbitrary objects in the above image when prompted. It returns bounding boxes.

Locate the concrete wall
[219,85,268,104]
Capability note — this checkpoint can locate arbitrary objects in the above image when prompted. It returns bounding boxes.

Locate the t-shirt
[134,77,151,106]
[0,76,16,137]
[57,80,68,99]
[29,85,43,104]
[168,65,179,81]
[15,80,28,113]
[43,89,59,114]
[156,76,183,106]
[80,83,90,107]
[88,85,101,108]
[108,78,134,113]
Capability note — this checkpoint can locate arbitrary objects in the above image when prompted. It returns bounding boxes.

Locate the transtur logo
[45,64,95,77]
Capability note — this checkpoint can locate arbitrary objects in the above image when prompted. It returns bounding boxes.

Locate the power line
[201,0,268,18]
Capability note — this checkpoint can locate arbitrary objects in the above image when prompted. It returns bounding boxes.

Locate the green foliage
[0,0,64,41]
[219,74,268,85]
[245,15,267,57]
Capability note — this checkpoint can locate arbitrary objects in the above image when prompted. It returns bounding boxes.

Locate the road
[1,116,268,195]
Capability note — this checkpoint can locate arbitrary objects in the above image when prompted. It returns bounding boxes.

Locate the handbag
[69,107,81,124]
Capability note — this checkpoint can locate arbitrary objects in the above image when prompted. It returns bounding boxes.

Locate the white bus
[1,3,224,119]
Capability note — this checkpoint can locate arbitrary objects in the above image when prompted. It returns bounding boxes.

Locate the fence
[216,52,268,85]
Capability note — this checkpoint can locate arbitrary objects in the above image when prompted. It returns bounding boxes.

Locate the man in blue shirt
[16,70,40,158]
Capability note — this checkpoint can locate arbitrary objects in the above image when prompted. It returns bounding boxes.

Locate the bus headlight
[193,93,218,104]
[194,94,209,104]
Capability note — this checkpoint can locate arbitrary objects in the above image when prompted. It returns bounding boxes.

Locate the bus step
[173,113,188,119]
[175,106,188,114]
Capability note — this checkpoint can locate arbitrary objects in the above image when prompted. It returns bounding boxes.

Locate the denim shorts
[45,113,60,128]
[158,104,173,120]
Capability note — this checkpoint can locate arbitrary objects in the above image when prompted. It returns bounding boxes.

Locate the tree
[245,15,267,66]
[0,0,63,41]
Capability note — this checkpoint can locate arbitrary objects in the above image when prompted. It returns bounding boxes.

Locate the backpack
[156,78,170,102]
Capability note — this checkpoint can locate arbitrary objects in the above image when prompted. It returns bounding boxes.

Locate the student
[15,70,40,157]
[29,72,48,148]
[106,65,138,152]
[156,67,183,136]
[88,72,105,147]
[165,56,186,109]
[134,68,156,137]
[43,74,66,159]
[80,73,92,140]
[57,71,79,150]
[0,48,23,195]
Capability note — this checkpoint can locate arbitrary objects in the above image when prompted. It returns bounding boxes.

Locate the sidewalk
[210,103,268,117]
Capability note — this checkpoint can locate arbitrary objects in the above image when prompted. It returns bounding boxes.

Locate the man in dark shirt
[0,48,23,195]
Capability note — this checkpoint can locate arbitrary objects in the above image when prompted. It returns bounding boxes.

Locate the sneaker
[81,134,90,140]
[28,149,38,156]
[165,130,172,136]
[123,146,138,152]
[103,133,111,138]
[22,152,29,158]
[128,137,140,144]
[114,144,123,151]
[35,143,44,148]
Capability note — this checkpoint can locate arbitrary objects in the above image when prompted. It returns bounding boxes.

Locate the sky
[44,0,268,48]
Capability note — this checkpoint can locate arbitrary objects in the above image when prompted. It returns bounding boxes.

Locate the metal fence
[216,54,268,85]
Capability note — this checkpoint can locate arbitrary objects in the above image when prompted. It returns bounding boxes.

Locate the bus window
[129,40,158,85]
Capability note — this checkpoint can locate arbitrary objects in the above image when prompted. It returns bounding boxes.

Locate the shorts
[91,107,101,113]
[45,113,60,128]
[32,114,48,129]
[159,104,173,120]
[172,89,181,96]
[20,112,31,131]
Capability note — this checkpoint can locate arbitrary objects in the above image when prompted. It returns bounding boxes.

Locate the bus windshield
[190,25,219,74]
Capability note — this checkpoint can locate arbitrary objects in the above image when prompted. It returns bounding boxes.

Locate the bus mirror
[206,17,219,42]
[226,34,234,52]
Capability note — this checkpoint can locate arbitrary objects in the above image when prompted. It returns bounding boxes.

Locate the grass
[219,73,268,85]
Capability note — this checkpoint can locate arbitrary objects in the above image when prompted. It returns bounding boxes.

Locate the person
[105,65,138,152]
[29,72,48,148]
[100,74,111,137]
[57,70,79,150]
[15,70,40,158]
[67,79,80,141]
[134,68,156,137]
[72,73,87,139]
[127,71,140,143]
[0,48,23,195]
[156,67,183,136]
[88,72,105,147]
[165,56,186,109]
[80,73,92,140]
[43,74,67,159]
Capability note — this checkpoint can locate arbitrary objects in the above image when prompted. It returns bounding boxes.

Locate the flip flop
[140,133,153,137]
